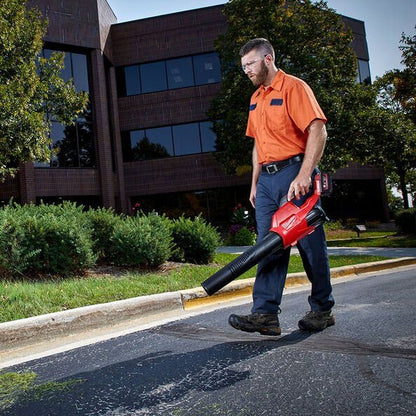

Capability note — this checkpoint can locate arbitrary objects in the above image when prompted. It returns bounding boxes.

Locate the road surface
[2,266,416,415]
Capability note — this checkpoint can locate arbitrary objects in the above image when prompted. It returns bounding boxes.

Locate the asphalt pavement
[2,266,415,415]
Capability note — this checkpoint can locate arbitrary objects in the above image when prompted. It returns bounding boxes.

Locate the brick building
[0,0,389,224]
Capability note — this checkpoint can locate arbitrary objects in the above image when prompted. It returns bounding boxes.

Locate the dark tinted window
[125,65,141,95]
[50,121,67,167]
[122,121,218,162]
[130,130,146,148]
[44,49,72,82]
[37,49,95,168]
[140,61,167,93]
[72,53,89,92]
[193,53,221,85]
[50,105,95,168]
[200,121,216,152]
[62,53,72,83]
[117,52,221,96]
[173,123,201,156]
[77,110,95,167]
[146,126,173,155]
[127,128,172,161]
[166,57,194,89]
[358,59,371,85]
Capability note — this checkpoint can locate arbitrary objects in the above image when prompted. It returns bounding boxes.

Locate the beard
[251,60,269,87]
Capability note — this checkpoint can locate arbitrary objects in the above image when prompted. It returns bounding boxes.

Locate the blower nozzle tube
[201,175,329,296]
[201,232,283,296]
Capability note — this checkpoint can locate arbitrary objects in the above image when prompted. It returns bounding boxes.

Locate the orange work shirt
[245,69,327,164]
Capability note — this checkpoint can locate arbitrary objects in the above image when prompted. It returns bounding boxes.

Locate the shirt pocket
[267,97,289,133]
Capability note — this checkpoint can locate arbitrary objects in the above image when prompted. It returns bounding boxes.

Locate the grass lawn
[0,252,389,323]
[327,233,416,247]
[326,230,397,240]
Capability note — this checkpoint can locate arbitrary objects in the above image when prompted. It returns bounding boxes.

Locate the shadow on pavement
[3,329,313,415]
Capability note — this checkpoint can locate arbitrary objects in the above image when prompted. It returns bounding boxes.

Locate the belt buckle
[266,164,278,174]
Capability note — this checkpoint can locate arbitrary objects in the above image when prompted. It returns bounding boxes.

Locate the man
[228,38,335,336]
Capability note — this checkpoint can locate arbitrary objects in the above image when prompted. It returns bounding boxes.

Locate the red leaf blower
[201,174,329,296]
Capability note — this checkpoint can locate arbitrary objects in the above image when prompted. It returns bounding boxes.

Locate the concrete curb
[0,292,183,351]
[1,257,415,351]
[183,257,416,308]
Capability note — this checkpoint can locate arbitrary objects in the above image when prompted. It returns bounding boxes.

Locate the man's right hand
[249,184,256,208]
[250,145,260,208]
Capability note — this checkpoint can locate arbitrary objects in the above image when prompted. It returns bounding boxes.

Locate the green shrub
[225,224,256,246]
[85,207,124,262]
[110,213,173,267]
[394,208,416,234]
[0,217,41,277]
[233,226,256,246]
[324,220,343,231]
[0,202,96,277]
[171,215,221,264]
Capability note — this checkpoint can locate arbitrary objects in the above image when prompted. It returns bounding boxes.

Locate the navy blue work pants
[252,162,335,314]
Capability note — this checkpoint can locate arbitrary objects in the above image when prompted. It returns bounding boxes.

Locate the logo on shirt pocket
[249,103,257,111]
[270,98,283,106]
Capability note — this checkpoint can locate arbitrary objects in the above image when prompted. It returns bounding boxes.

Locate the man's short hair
[239,38,275,59]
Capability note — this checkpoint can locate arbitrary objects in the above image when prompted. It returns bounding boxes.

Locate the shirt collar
[254,69,285,97]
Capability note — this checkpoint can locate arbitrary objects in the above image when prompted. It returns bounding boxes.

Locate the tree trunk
[398,167,409,209]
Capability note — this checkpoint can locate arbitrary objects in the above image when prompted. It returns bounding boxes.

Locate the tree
[355,27,416,209]
[209,0,367,174]
[395,27,416,124]
[0,0,88,178]
[351,102,416,209]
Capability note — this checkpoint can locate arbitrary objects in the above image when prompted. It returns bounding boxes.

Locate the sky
[106,0,415,81]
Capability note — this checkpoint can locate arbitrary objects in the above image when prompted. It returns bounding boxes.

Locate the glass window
[129,128,172,160]
[44,49,72,82]
[117,52,222,96]
[146,126,173,156]
[36,48,95,168]
[193,53,221,85]
[358,59,371,85]
[129,130,145,161]
[200,121,217,152]
[140,61,167,93]
[62,53,72,83]
[166,57,194,89]
[43,48,54,59]
[125,65,141,96]
[51,121,78,167]
[77,106,95,167]
[50,121,66,143]
[173,123,201,156]
[50,116,95,168]
[122,120,219,162]
[72,53,89,93]
[130,130,146,149]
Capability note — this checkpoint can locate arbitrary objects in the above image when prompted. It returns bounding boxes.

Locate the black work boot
[228,313,281,336]
[298,310,335,331]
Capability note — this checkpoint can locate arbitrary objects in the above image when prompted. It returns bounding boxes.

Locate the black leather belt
[262,154,304,174]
